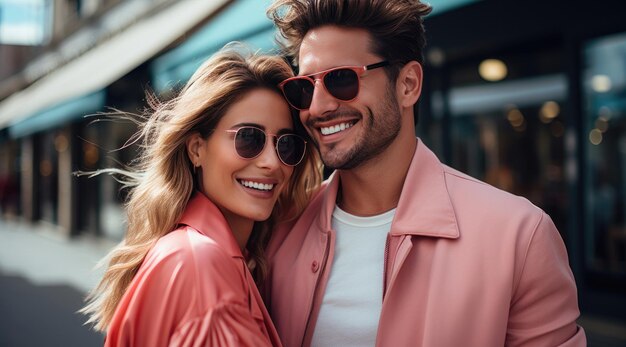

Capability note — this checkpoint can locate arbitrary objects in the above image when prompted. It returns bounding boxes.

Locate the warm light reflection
[83,143,99,166]
[589,129,603,145]
[591,75,612,93]
[426,47,445,67]
[539,101,560,123]
[480,125,497,149]
[507,108,525,127]
[479,59,507,82]
[595,117,609,132]
[40,160,53,177]
[54,134,69,152]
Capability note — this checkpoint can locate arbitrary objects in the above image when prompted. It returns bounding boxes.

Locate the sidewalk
[0,218,115,346]
[0,219,116,294]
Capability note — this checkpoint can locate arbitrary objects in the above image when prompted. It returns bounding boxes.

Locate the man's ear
[186,133,204,167]
[396,61,423,108]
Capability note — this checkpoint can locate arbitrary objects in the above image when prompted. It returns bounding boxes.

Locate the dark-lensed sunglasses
[279,61,389,110]
[225,126,307,166]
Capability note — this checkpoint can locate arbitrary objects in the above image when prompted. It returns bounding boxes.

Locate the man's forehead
[297,26,376,74]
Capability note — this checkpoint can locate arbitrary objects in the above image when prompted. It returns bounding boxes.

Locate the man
[264,1,586,346]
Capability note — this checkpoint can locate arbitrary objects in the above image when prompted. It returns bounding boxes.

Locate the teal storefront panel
[152,0,277,92]
[150,0,479,92]
[429,0,479,15]
[8,90,106,139]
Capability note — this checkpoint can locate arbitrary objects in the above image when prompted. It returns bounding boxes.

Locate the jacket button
[311,260,319,273]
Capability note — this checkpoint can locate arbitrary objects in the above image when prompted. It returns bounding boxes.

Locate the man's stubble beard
[319,88,402,170]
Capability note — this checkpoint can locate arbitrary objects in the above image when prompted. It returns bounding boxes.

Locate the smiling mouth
[238,180,275,191]
[319,121,356,136]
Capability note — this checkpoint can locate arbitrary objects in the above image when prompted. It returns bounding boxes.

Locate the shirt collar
[178,191,245,258]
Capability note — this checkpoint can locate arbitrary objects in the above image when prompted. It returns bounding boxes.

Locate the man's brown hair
[268,0,432,81]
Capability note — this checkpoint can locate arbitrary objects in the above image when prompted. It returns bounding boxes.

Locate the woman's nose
[255,138,282,169]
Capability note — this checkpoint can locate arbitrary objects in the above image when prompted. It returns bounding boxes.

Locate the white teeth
[240,180,274,191]
[321,122,353,135]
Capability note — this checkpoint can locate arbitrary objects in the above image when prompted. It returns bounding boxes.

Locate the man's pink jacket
[264,139,586,347]
[106,192,281,347]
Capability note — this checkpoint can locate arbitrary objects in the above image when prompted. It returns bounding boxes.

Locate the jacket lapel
[178,192,243,258]
[391,140,460,239]
[313,140,462,299]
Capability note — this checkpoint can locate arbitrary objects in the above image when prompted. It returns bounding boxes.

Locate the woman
[81,46,321,346]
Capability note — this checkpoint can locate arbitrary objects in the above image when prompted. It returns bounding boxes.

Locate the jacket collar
[178,191,244,258]
[316,139,460,239]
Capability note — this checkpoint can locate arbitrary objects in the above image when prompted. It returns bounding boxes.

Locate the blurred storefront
[422,0,626,322]
[0,0,233,237]
[0,0,624,326]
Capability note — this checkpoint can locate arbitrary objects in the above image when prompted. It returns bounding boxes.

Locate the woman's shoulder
[136,226,246,303]
[105,228,253,346]
[148,226,236,271]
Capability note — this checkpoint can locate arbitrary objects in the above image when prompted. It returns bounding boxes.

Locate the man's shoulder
[431,164,553,252]
[441,164,543,218]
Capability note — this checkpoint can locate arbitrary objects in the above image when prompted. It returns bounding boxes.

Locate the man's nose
[307,79,340,119]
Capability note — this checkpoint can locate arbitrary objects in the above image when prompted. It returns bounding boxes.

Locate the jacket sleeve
[506,212,586,346]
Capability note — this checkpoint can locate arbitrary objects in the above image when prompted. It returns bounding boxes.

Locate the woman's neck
[221,210,254,251]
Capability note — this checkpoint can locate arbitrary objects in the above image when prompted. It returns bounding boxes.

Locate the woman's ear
[186,133,204,167]
[396,61,423,108]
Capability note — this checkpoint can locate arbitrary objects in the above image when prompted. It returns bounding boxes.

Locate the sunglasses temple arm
[365,61,390,70]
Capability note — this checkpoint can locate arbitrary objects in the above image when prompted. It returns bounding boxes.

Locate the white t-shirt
[310,206,395,347]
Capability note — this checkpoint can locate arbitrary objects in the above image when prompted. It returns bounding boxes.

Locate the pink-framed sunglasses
[225,126,307,166]
[279,61,389,110]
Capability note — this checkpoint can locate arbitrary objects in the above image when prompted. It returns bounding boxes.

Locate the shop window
[583,32,626,281]
[432,44,570,238]
[38,131,59,224]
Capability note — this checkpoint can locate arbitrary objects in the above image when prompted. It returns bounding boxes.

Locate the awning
[0,0,230,133]
[151,0,277,92]
[150,0,480,92]
[8,90,106,139]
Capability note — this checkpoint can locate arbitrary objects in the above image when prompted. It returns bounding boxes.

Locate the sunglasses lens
[234,127,265,159]
[282,78,314,110]
[324,68,359,101]
[277,134,306,166]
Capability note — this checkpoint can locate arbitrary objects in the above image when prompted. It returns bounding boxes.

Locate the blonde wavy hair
[81,46,322,332]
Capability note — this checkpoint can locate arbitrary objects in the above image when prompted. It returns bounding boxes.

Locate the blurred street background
[0,218,111,346]
[1,0,626,346]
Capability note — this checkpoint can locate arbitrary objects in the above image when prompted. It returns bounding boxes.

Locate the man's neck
[337,136,417,217]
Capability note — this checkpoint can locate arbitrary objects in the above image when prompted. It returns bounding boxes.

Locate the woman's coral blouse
[105,192,282,347]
